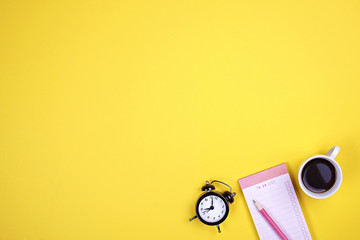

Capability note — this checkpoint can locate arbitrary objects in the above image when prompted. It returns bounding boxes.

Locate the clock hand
[203,206,214,212]
[202,207,211,213]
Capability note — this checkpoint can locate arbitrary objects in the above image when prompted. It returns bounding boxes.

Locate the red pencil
[253,200,289,240]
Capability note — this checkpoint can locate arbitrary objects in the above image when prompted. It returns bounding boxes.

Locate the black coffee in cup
[301,158,336,193]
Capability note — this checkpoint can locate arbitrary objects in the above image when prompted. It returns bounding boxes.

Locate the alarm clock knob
[201,181,215,191]
[223,191,236,203]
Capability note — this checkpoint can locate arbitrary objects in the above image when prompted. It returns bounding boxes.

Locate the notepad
[239,163,312,240]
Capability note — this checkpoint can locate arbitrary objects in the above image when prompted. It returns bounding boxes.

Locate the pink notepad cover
[239,163,312,240]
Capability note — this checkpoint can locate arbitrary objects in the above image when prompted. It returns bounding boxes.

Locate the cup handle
[325,146,340,159]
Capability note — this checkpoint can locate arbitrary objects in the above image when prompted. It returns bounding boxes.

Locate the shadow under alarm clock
[189,180,236,233]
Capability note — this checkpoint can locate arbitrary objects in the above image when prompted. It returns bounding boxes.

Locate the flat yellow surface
[0,1,359,239]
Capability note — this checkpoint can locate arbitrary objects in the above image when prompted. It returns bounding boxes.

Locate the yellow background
[0,0,359,239]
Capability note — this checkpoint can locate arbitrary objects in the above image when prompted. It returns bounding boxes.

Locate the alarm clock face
[196,192,229,226]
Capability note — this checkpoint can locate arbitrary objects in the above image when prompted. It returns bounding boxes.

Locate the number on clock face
[198,195,226,223]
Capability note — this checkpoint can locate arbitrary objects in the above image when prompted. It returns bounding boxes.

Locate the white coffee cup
[298,146,343,199]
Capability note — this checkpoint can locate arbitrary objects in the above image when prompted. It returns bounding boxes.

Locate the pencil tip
[253,199,256,203]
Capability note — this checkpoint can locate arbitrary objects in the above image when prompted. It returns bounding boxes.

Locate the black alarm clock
[189,180,236,233]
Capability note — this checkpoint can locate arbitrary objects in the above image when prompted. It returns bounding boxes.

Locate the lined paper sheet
[239,164,311,240]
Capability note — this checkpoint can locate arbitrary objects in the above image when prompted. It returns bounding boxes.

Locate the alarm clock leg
[189,216,197,221]
[216,225,221,233]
